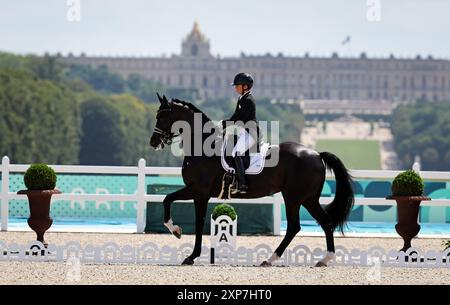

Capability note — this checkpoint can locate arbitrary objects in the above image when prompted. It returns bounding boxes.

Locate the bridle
[153,108,181,146]
[153,126,179,145]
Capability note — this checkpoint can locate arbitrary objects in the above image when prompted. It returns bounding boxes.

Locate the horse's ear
[156,92,162,103]
[163,95,168,103]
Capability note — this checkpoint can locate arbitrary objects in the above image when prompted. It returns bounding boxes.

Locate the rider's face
[234,85,247,95]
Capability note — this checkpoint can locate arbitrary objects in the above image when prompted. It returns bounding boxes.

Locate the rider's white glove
[219,120,226,131]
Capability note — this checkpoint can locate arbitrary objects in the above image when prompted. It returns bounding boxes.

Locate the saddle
[218,136,273,199]
[221,135,271,175]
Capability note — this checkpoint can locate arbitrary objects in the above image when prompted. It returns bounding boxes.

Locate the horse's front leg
[182,195,209,265]
[163,185,193,239]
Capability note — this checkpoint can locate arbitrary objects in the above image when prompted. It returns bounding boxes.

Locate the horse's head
[150,93,212,151]
[149,93,179,150]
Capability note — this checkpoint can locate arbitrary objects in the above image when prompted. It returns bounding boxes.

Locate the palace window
[191,44,198,56]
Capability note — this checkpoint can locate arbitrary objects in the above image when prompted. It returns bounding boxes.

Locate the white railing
[1,155,450,235]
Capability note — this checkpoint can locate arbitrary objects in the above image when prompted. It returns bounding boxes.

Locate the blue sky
[1,0,449,59]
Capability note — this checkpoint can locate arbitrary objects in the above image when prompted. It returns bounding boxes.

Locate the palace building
[59,22,450,102]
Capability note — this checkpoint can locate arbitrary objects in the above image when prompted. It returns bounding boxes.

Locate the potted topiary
[17,164,61,247]
[212,203,237,223]
[210,203,237,264]
[386,170,430,252]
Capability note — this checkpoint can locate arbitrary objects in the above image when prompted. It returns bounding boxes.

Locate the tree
[79,97,125,165]
[391,100,450,170]
[0,68,80,164]
[28,54,63,81]
[421,147,439,169]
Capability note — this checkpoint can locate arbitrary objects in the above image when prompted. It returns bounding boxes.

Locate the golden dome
[186,21,208,43]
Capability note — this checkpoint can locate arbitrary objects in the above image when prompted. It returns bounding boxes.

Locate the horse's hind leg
[303,201,335,267]
[261,193,300,267]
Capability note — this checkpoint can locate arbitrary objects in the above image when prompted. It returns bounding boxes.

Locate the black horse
[149,94,354,267]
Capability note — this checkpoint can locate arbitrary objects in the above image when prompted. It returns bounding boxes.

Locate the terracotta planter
[17,189,61,247]
[386,195,431,252]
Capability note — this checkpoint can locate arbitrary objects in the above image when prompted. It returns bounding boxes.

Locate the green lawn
[315,139,381,170]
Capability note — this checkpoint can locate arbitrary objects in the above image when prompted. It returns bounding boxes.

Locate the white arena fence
[1,155,450,234]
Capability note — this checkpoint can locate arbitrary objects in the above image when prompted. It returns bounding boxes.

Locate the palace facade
[59,22,450,102]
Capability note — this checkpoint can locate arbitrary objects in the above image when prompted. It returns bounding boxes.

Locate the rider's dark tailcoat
[223,91,261,152]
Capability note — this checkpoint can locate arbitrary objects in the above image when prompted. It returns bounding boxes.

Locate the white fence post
[136,158,146,233]
[273,193,282,235]
[1,156,10,231]
[412,161,421,172]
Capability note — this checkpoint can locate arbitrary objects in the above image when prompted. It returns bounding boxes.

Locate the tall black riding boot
[232,155,248,194]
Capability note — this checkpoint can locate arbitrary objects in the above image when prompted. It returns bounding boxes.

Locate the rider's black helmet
[231,72,253,89]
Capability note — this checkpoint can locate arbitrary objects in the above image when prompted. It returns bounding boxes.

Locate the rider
[222,72,259,194]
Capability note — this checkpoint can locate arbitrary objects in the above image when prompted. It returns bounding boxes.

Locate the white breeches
[232,129,256,157]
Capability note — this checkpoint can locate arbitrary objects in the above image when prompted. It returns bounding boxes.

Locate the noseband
[153,126,178,145]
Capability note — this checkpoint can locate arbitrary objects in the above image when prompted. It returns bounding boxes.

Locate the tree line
[3,51,450,170]
[0,52,304,166]
[391,100,450,170]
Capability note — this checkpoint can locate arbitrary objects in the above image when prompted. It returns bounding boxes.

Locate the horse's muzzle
[149,136,163,150]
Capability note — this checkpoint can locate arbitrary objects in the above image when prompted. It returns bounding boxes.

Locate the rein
[153,126,181,145]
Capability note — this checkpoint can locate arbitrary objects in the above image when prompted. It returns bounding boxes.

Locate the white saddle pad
[221,140,272,175]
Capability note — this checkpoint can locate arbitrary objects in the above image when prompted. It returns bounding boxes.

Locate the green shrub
[24,164,57,190]
[391,170,424,196]
[212,203,237,221]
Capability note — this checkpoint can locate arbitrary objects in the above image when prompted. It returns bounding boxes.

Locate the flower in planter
[391,170,424,196]
[212,203,237,221]
[24,163,57,190]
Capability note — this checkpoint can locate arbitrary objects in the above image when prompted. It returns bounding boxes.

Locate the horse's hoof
[182,257,194,265]
[173,226,182,239]
[315,261,327,267]
[260,261,272,267]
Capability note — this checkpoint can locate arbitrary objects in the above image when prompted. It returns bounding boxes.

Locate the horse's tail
[319,152,355,234]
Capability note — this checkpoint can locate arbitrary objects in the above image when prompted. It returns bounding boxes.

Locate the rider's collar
[239,91,251,99]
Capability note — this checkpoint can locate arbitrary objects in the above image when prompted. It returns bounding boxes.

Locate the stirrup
[238,185,248,194]
[231,183,248,194]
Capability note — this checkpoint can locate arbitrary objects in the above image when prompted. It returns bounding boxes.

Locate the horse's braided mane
[171,98,211,121]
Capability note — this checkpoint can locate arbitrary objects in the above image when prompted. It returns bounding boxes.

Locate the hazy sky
[1,0,450,59]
